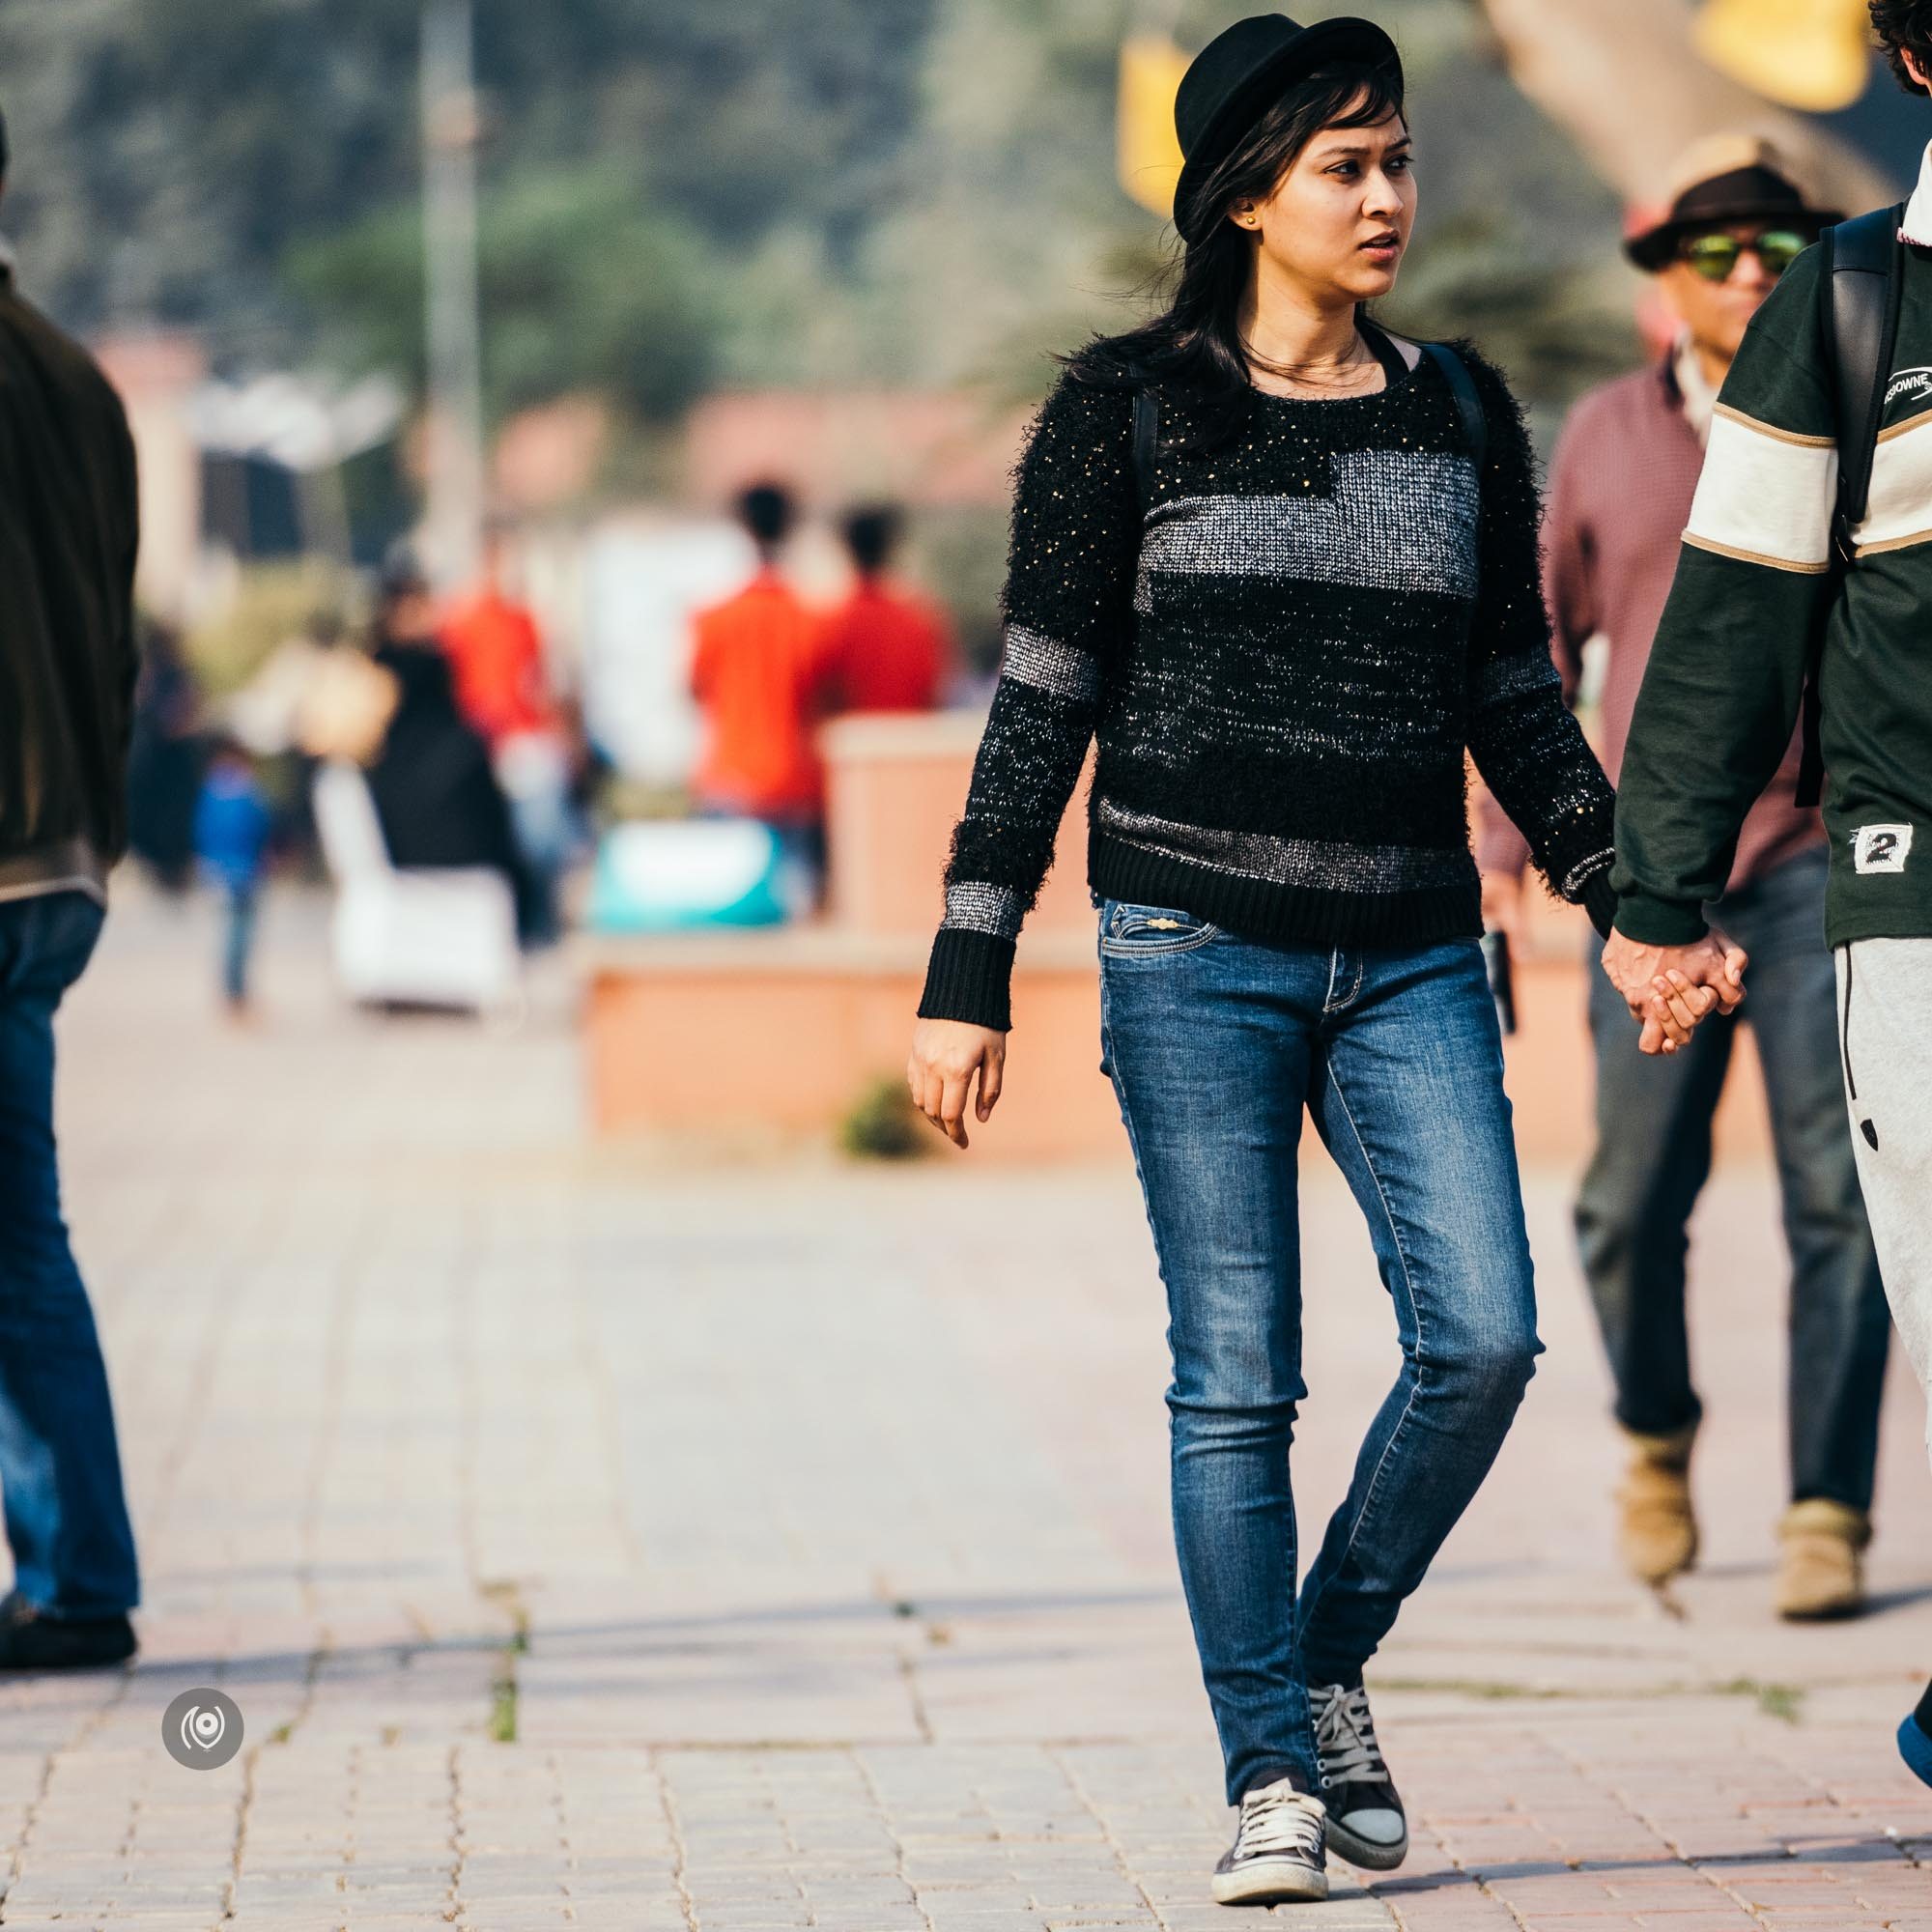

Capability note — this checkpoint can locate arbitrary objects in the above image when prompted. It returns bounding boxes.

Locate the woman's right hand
[907,1019,1008,1150]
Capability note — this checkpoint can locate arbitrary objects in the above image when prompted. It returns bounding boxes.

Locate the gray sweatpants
[1837,938,1932,1468]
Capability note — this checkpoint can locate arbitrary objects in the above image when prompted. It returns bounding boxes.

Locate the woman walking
[906,14,1620,1908]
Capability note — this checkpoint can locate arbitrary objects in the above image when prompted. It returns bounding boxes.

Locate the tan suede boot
[1776,1499,1871,1621]
[1616,1425,1699,1585]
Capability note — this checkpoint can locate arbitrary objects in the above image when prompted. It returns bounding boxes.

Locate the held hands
[910,911,1742,1131]
[1599,928,1747,1056]
[908,1018,1008,1150]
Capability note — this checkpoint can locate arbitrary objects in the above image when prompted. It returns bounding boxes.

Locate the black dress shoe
[0,1589,136,1670]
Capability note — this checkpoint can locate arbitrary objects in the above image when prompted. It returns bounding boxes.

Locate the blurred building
[684,389,1026,513]
[94,331,407,627]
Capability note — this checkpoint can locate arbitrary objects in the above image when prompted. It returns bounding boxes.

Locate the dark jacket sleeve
[1459,350,1619,935]
[1612,250,1836,944]
[917,371,1140,1030]
[0,297,146,867]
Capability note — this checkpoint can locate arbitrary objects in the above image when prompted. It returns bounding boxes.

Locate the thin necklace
[1245,328,1380,398]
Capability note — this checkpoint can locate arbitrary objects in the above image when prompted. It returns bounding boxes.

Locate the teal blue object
[588,820,800,933]
[1901,1713,1932,1790]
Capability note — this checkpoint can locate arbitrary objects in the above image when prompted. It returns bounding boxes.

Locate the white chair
[311,761,522,1016]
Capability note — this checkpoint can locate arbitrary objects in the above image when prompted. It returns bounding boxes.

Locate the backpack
[1127,338,1490,512]
[1803,203,1908,806]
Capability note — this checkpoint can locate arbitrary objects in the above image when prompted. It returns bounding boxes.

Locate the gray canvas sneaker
[1310,1681,1408,1870]
[1211,1776,1327,1905]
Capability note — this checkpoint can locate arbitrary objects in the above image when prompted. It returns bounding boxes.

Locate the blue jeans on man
[1098,902,1540,1803]
[0,892,139,1626]
[1578,846,1889,1511]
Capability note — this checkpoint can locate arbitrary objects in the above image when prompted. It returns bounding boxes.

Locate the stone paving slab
[0,887,1922,1926]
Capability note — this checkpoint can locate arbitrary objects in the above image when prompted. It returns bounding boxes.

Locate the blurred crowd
[125,531,585,1014]
[123,486,954,1017]
[689,484,952,892]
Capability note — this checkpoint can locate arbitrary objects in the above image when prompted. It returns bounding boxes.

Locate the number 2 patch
[1855,824,1915,874]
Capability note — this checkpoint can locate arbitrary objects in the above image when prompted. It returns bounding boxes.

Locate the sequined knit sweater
[918,346,1619,1032]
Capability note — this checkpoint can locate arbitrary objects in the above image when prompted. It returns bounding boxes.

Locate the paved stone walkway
[4,885,1928,1928]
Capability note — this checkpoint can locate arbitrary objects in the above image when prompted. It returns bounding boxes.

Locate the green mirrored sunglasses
[1680,229,1809,283]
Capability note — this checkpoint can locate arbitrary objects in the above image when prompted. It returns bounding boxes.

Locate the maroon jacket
[1478,355,1821,892]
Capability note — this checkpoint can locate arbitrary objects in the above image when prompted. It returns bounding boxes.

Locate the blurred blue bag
[588,819,810,932]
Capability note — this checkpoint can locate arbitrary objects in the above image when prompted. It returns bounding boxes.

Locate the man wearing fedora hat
[1610,1,1932,1787]
[1480,137,1890,1625]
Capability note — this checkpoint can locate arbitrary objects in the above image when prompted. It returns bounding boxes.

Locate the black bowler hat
[1624,135,1842,272]
[1173,14,1403,225]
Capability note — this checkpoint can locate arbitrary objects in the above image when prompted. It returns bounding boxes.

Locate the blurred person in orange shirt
[440,524,574,945]
[820,505,951,715]
[690,482,835,883]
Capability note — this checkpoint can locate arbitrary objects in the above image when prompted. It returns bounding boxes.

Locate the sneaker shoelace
[1235,1782,1324,1864]
[1312,1684,1387,1788]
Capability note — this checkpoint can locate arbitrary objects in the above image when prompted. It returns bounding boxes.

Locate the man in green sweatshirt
[1608,0,1932,1786]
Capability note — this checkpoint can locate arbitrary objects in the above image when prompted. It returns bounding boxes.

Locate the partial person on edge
[1478,139,1889,1623]
[1605,0,1932,1790]
[908,14,1621,1905]
[0,101,142,1669]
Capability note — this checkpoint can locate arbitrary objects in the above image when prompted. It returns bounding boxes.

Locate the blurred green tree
[0,0,1648,423]
[287,170,722,426]
[0,0,938,370]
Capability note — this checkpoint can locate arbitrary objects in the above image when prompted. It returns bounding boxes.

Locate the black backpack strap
[1800,204,1905,806]
[1422,343,1489,643]
[1131,383,1158,515]
[1421,340,1489,473]
[1829,205,1904,539]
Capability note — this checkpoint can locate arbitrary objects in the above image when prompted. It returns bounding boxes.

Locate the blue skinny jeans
[1098,898,1541,1803]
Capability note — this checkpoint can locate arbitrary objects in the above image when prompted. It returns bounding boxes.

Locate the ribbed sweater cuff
[1579,871,1619,941]
[918,928,1016,1033]
[1612,889,1710,947]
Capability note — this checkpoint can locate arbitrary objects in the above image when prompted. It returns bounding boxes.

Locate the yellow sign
[1119,34,1188,218]
[1693,0,1874,114]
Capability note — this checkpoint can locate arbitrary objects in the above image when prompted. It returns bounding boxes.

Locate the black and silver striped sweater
[919,342,1618,1033]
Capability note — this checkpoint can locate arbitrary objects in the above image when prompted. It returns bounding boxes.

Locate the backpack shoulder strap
[1421,340,1489,473]
[1131,382,1158,515]
[1828,203,1906,540]
[1799,205,1906,807]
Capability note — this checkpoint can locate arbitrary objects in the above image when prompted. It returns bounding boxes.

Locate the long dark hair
[1067,61,1406,443]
